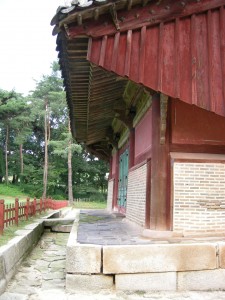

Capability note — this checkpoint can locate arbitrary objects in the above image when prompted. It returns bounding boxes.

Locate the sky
[0,0,68,95]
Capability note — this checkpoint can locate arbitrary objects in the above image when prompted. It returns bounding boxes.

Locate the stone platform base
[66,211,225,292]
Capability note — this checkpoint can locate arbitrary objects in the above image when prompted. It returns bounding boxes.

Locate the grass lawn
[0,212,50,247]
[73,201,107,209]
[0,184,107,246]
[0,195,27,205]
[0,184,28,204]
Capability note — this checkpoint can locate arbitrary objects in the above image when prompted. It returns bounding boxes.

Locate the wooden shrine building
[52,0,225,234]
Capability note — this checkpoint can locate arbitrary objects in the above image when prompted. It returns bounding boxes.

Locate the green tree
[0,90,29,184]
[30,62,66,199]
[50,122,82,204]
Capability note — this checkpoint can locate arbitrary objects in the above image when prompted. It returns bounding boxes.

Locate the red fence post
[0,200,4,235]
[26,197,30,220]
[15,198,19,226]
[40,198,42,213]
[33,198,36,216]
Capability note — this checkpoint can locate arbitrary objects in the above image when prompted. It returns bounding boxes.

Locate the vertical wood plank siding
[88,6,225,117]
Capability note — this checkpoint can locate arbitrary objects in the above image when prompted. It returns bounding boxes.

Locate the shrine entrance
[118,149,129,213]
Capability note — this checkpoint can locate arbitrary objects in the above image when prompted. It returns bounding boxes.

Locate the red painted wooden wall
[171,99,225,145]
[87,5,225,118]
[135,107,152,164]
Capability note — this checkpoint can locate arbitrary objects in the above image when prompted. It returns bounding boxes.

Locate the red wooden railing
[0,198,68,235]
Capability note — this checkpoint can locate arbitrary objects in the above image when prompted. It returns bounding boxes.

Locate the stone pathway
[77,209,150,245]
[1,231,69,300]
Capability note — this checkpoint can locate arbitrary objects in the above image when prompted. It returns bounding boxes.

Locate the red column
[15,198,19,226]
[150,93,170,230]
[0,200,4,235]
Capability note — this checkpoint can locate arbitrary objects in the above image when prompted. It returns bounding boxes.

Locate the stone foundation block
[218,242,225,268]
[178,269,225,290]
[66,244,102,274]
[116,272,177,291]
[0,244,18,274]
[66,274,113,292]
[103,243,217,274]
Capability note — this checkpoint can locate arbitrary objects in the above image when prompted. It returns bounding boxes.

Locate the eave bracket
[110,4,120,31]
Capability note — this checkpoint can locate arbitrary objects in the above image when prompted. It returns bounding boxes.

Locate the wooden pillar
[129,128,135,169]
[150,93,170,230]
[112,151,119,210]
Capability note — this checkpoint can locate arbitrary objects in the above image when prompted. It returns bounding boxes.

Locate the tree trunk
[68,122,74,205]
[42,100,50,200]
[5,124,9,185]
[20,144,24,175]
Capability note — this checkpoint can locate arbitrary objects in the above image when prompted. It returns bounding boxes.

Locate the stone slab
[115,272,177,291]
[66,274,113,292]
[218,242,225,268]
[178,269,225,291]
[103,243,217,274]
[66,244,102,274]
[142,229,183,238]
[51,225,72,233]
[43,218,74,227]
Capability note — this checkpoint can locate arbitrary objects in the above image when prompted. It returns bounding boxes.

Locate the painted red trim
[129,159,148,173]
[170,144,225,154]
[134,149,152,166]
